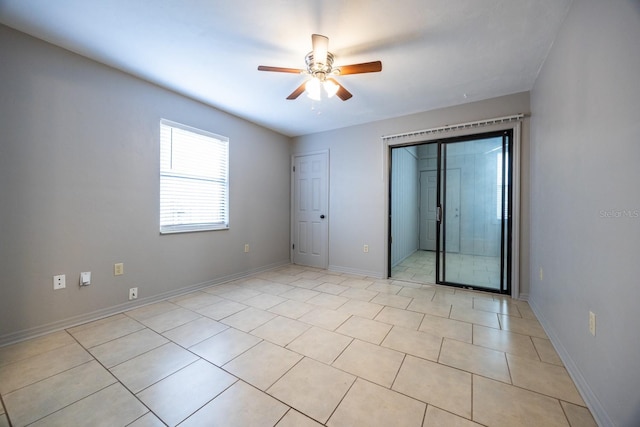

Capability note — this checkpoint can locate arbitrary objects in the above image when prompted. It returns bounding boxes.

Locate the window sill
[160,224,229,235]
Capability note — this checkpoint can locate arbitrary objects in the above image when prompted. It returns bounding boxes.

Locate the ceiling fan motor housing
[305,52,336,81]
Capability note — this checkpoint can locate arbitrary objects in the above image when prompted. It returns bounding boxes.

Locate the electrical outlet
[244,244,250,253]
[53,274,66,290]
[589,311,596,336]
[114,263,124,276]
[363,244,369,253]
[129,287,138,300]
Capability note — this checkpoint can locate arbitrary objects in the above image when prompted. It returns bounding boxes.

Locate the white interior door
[420,170,438,251]
[419,169,460,252]
[292,152,329,268]
[444,168,461,253]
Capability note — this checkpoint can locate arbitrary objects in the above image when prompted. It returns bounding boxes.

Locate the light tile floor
[0,265,597,427]
[392,250,502,290]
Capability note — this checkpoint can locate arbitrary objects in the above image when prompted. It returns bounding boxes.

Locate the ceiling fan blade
[328,78,353,101]
[258,65,304,74]
[311,34,329,64]
[286,82,307,100]
[337,61,382,75]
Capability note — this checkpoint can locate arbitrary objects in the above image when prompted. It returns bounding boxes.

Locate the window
[159,119,229,234]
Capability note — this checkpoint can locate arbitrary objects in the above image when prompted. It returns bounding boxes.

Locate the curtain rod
[381,113,526,142]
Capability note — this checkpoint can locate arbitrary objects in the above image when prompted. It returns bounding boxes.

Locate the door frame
[384,121,522,299]
[291,150,330,269]
[436,130,512,293]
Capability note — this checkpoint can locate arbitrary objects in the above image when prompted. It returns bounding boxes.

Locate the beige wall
[0,25,292,344]
[529,1,640,425]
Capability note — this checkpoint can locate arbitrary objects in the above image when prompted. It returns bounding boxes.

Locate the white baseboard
[528,297,612,427]
[328,264,385,279]
[0,260,290,347]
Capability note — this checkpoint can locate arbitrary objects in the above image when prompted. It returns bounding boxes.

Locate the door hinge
[292,243,295,250]
[292,166,295,172]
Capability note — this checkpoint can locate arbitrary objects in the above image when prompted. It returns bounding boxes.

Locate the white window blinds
[160,119,229,234]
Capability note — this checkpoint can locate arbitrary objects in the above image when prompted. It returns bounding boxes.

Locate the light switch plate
[589,311,596,336]
[114,263,124,276]
[80,271,91,286]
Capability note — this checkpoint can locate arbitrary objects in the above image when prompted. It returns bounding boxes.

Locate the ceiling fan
[258,34,382,101]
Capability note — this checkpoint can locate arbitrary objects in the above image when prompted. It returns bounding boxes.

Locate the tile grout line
[0,393,13,427]
[13,329,139,426]
[73,306,247,427]
[175,377,240,426]
[420,403,428,427]
[389,353,407,391]
[504,349,513,385]
[470,373,474,423]
[262,356,331,426]
[322,374,358,426]
[529,334,544,363]
[23,381,120,426]
[72,328,176,425]
[0,340,89,396]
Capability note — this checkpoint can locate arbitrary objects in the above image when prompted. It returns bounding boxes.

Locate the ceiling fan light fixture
[323,79,339,98]
[305,77,322,101]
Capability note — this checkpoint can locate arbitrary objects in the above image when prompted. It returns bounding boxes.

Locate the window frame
[159,119,229,234]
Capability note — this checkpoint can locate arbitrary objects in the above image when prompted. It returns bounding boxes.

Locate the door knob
[320,215,325,219]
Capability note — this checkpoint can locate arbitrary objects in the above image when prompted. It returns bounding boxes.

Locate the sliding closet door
[436,131,512,293]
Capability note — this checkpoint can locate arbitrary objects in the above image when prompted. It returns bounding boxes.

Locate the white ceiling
[0,0,572,137]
